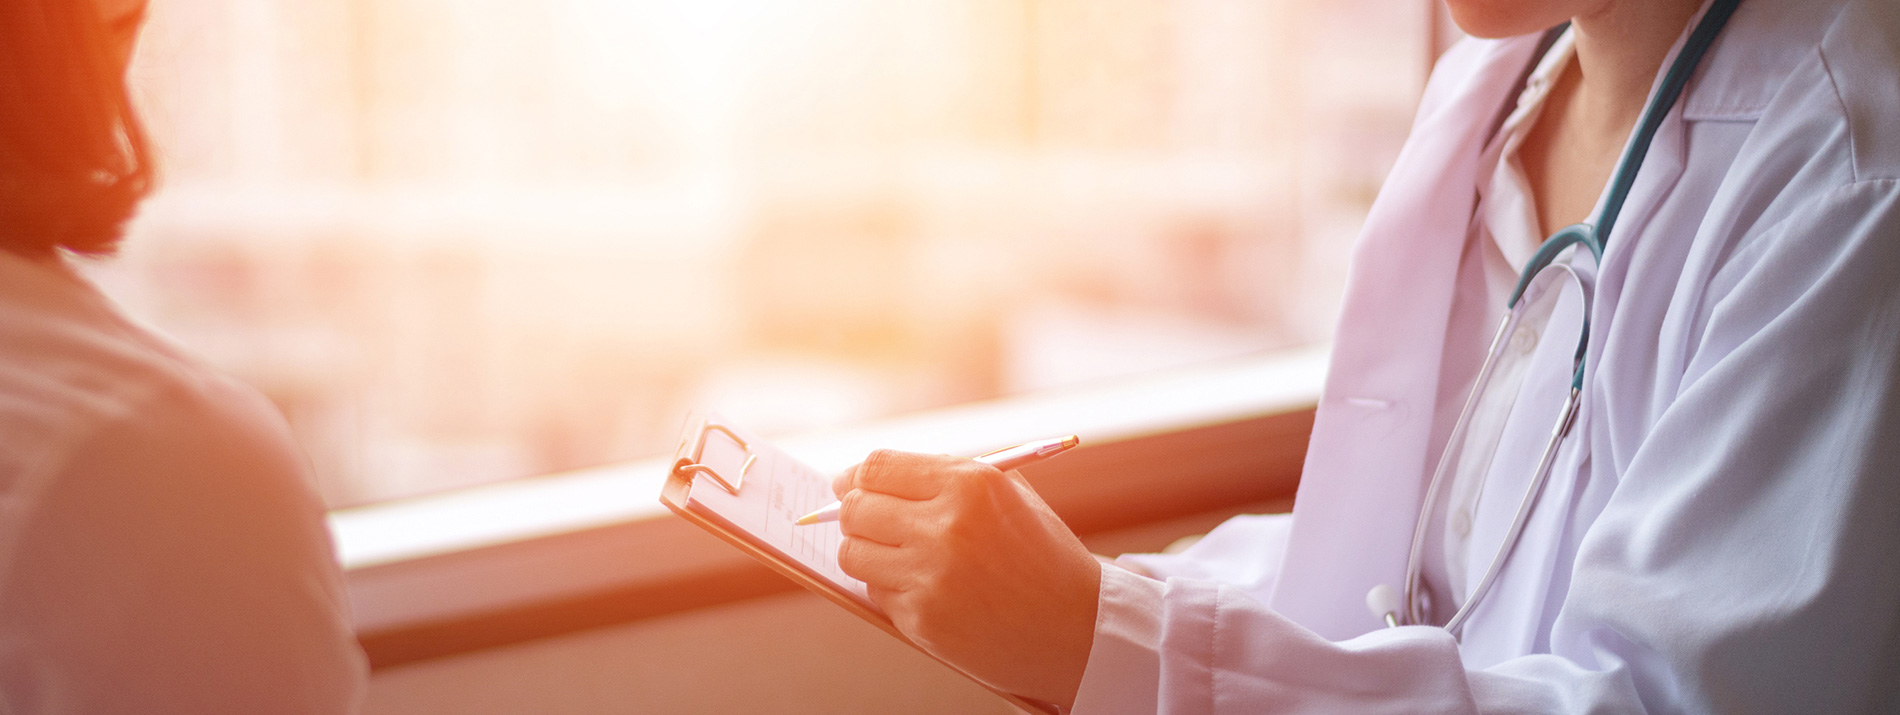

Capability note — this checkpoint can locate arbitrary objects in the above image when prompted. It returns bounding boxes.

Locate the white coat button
[1450,508,1472,537]
[1511,327,1539,355]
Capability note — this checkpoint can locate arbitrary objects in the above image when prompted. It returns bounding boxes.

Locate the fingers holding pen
[817,441,1095,706]
[836,488,924,546]
[843,449,995,499]
[838,535,920,592]
[833,450,984,590]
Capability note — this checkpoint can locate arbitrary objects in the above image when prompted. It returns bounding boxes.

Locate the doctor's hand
[831,449,1100,710]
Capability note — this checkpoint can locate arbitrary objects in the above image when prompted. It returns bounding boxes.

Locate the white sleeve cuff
[1113,513,1291,594]
[1071,564,1167,715]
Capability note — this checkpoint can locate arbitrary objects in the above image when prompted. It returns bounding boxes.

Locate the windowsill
[331,343,1329,669]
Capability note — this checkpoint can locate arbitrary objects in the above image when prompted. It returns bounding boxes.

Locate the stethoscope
[1367,0,1741,636]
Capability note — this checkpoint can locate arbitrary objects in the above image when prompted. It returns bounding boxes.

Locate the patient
[0,0,365,711]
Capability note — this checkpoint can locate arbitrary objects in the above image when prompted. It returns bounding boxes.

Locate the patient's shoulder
[0,250,309,546]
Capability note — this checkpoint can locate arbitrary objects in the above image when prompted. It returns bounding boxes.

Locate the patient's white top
[0,250,366,713]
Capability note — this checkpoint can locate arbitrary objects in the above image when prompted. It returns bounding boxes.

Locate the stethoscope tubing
[1390,0,1741,634]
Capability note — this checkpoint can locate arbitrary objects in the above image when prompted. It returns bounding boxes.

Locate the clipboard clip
[672,420,756,495]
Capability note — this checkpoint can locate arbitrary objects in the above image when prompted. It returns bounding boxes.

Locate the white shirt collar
[1476,27,1576,272]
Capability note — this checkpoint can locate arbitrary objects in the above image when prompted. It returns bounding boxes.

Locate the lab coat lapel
[1269,34,1554,640]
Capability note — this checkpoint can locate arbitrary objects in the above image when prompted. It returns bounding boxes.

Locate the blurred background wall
[94,0,1434,507]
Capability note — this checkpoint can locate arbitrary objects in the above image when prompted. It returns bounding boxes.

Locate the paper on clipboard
[674,418,873,610]
[659,414,1056,714]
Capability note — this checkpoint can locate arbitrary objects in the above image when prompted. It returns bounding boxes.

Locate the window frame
[332,344,1327,668]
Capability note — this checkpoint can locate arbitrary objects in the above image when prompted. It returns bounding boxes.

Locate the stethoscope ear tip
[1366,583,1403,628]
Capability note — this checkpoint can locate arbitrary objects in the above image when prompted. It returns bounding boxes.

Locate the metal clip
[673,421,755,494]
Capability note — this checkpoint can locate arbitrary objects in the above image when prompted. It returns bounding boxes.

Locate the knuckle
[948,461,999,496]
[837,491,874,538]
[830,468,855,498]
[896,551,942,593]
[913,568,946,596]
[837,536,867,574]
[864,449,900,474]
[935,494,987,540]
[918,509,952,542]
[859,449,903,491]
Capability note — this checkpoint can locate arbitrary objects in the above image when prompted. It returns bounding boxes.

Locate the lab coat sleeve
[1114,513,1292,596]
[1072,177,1900,713]
[1075,566,1479,715]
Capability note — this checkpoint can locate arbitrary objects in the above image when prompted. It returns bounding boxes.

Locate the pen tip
[794,514,818,526]
[1062,435,1080,448]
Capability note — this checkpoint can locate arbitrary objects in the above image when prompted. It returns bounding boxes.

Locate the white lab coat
[1074,0,1900,711]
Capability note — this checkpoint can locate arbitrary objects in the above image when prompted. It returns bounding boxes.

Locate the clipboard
[659,414,1059,715]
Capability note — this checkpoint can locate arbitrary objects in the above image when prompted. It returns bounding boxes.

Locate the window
[95,0,1435,507]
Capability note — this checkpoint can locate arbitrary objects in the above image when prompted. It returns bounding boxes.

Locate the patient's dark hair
[0,0,153,257]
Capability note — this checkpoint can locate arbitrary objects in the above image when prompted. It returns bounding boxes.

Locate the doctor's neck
[1564,0,1707,134]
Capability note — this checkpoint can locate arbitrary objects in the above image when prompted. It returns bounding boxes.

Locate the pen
[794,435,1081,526]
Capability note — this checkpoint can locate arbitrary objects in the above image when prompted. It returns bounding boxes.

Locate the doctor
[829,0,1900,711]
